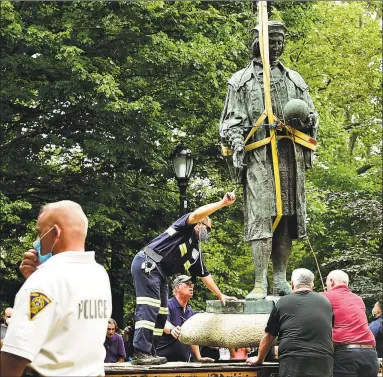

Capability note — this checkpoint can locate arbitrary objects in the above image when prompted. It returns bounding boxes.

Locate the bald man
[0,307,13,345]
[321,269,379,377]
[1,200,112,377]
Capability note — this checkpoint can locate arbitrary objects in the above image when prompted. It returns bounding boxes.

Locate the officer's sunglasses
[182,281,194,287]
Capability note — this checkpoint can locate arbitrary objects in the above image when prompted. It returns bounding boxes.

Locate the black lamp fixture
[171,145,194,216]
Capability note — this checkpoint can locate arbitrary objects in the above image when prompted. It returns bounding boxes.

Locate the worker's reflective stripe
[159,306,168,315]
[135,320,155,330]
[136,297,161,307]
[179,243,187,257]
[184,260,191,275]
[165,226,176,236]
[153,328,164,336]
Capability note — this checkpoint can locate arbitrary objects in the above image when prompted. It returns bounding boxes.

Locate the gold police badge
[29,292,52,320]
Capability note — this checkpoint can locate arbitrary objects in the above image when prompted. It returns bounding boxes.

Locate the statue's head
[251,20,287,62]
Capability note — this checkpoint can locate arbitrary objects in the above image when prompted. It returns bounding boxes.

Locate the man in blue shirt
[104,318,126,363]
[369,301,383,358]
[156,275,215,363]
[131,192,237,365]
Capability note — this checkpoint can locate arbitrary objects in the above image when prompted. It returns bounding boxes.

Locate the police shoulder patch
[29,292,52,320]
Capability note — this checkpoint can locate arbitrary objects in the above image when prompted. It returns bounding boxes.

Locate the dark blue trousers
[131,252,169,355]
[333,348,379,377]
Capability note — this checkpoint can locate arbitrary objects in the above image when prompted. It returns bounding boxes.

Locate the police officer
[1,200,112,377]
[131,192,237,365]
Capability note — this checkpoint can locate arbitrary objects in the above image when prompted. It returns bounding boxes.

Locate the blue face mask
[33,226,56,263]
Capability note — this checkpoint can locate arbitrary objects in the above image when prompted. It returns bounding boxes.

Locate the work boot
[131,351,167,365]
[152,351,167,364]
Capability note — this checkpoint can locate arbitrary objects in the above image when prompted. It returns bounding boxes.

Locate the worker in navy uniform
[131,192,237,365]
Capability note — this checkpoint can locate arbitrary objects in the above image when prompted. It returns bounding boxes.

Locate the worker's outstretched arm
[187,192,236,225]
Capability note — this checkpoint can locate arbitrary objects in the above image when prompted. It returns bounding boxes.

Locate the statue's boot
[271,218,292,296]
[246,238,272,300]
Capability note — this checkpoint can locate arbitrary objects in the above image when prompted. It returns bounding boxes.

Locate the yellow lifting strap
[222,129,317,156]
[244,110,267,145]
[258,1,282,232]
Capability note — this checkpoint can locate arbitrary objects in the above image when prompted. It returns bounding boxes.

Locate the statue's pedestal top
[206,296,280,314]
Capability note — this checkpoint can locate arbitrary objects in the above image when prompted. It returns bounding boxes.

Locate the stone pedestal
[179,297,279,348]
[206,297,278,314]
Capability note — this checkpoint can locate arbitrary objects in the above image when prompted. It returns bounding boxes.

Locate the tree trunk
[110,249,125,328]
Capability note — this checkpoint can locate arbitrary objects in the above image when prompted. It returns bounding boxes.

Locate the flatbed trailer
[105,361,279,377]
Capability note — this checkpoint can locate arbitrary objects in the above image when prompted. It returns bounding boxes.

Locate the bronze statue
[219,21,318,299]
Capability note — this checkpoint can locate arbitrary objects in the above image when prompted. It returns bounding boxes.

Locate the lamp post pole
[171,146,194,217]
[178,178,188,216]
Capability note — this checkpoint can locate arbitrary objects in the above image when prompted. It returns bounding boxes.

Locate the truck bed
[104,361,279,377]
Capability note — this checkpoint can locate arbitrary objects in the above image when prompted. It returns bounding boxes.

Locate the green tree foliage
[0,0,254,321]
[278,2,382,306]
[0,1,381,320]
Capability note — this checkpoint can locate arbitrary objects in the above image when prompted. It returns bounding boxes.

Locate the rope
[306,235,326,291]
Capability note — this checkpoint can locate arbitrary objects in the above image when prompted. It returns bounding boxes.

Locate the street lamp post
[171,146,194,216]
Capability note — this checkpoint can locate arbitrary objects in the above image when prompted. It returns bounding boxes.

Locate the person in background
[104,318,126,363]
[230,347,252,360]
[369,301,383,358]
[200,346,220,361]
[219,348,231,360]
[321,269,379,377]
[156,275,214,363]
[0,307,13,341]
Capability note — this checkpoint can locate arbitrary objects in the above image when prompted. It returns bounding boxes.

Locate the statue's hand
[233,147,245,170]
[290,117,304,130]
[231,134,245,169]
[291,112,317,134]
[225,129,246,183]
